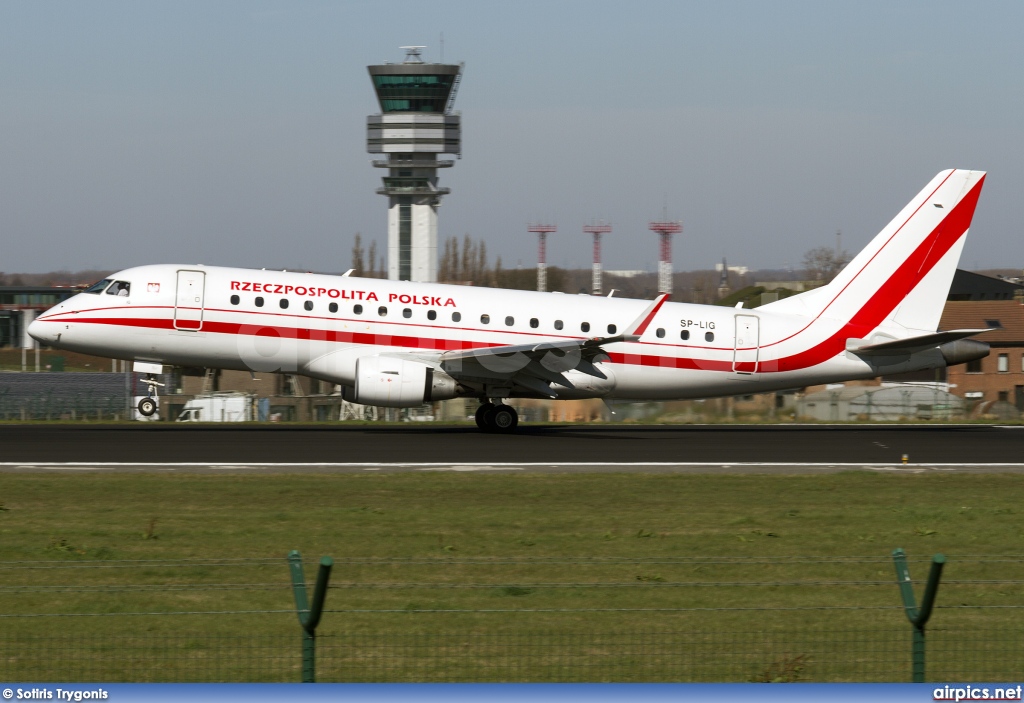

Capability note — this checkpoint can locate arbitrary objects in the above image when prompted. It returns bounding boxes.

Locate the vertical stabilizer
[760,169,986,335]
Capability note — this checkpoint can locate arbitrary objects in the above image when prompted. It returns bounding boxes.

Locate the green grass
[1,471,1023,681]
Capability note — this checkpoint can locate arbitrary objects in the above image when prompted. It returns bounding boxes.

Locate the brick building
[941,300,1024,409]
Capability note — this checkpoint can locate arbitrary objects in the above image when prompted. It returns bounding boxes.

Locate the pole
[583,223,611,296]
[538,232,547,292]
[892,549,945,682]
[288,550,333,683]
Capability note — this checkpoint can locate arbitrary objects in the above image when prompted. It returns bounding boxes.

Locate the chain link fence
[2,627,1021,683]
[2,553,1023,683]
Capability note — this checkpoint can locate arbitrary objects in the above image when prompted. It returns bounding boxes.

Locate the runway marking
[418,466,524,472]
[6,462,1024,466]
[4,462,1024,469]
[18,466,115,471]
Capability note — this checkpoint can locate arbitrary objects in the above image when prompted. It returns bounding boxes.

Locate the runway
[2,424,1023,473]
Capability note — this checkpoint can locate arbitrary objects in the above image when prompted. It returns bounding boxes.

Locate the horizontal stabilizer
[846,329,992,356]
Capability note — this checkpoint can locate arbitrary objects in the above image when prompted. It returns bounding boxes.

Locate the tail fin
[760,169,986,335]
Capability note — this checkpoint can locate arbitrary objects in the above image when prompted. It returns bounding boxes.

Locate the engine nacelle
[351,356,460,407]
[940,339,989,366]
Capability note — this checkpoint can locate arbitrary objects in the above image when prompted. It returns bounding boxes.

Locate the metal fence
[2,627,1021,683]
[2,553,1023,683]
[0,373,131,420]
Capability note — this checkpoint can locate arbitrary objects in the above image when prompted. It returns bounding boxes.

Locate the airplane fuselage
[29,263,941,402]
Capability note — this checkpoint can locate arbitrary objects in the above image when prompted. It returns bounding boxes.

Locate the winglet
[624,293,669,337]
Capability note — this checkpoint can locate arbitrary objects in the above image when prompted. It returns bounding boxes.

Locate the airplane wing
[435,293,669,398]
[846,329,992,355]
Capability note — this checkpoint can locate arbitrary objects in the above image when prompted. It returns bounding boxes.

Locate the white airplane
[30,169,990,432]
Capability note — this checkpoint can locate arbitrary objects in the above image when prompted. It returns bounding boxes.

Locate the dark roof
[940,301,1024,344]
[0,286,83,294]
[947,269,1024,301]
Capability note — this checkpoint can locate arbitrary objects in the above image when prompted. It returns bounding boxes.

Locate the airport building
[0,286,77,349]
[367,47,463,282]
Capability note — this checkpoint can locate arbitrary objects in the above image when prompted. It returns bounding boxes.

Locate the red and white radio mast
[528,224,557,292]
[648,220,682,296]
[583,223,612,295]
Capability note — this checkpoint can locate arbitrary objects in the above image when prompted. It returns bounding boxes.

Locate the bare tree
[803,246,850,283]
[351,233,365,276]
[367,240,378,278]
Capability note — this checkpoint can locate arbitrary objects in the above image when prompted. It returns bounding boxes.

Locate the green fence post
[288,550,334,683]
[892,548,945,683]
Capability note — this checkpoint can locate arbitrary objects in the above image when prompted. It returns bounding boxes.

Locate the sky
[2,0,1022,275]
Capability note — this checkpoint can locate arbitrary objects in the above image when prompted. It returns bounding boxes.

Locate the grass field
[1,471,1023,681]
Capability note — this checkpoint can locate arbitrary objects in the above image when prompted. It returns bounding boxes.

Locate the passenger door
[174,270,206,331]
[733,314,759,375]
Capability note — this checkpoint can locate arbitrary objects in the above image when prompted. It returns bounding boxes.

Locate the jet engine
[349,356,461,407]
[939,339,989,366]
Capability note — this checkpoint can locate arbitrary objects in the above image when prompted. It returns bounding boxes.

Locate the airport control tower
[367,46,463,282]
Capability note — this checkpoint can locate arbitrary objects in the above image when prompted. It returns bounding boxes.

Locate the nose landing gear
[475,401,518,433]
[136,374,165,418]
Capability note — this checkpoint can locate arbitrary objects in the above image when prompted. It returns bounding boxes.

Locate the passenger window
[279,299,289,309]
[427,310,437,321]
[581,322,590,333]
[230,295,240,305]
[354,304,363,314]
[378,306,387,317]
[656,328,665,338]
[554,320,563,330]
[505,316,514,327]
[304,301,313,311]
[329,302,338,313]
[530,318,539,328]
[481,314,490,324]
[705,331,714,342]
[452,312,462,322]
[680,329,690,340]
[255,297,264,307]
[84,279,113,294]
[403,308,412,318]
[607,324,617,334]
[107,281,131,297]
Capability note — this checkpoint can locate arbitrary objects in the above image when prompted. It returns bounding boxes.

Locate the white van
[175,393,254,422]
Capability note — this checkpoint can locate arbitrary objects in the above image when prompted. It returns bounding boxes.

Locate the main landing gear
[475,402,518,433]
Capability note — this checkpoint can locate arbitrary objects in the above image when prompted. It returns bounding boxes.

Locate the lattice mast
[583,223,612,295]
[528,224,557,292]
[649,220,682,296]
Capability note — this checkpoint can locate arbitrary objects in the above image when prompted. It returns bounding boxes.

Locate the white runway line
[417,466,524,472]
[6,458,1024,470]
[3,462,1024,469]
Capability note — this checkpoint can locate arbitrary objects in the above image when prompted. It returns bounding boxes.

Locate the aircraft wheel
[490,404,518,433]
[137,397,157,417]
[475,403,495,430]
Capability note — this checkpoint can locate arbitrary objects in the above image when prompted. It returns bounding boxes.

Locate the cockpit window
[84,279,113,294]
[106,281,131,297]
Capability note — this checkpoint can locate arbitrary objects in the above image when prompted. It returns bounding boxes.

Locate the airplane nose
[27,317,52,345]
[27,318,43,343]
